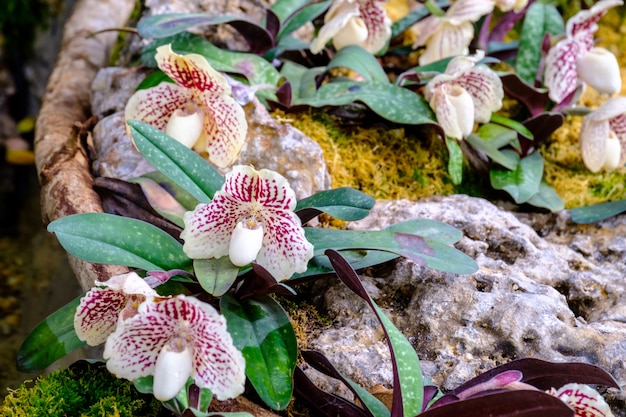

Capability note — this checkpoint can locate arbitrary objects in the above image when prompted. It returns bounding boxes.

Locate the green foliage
[0,361,165,417]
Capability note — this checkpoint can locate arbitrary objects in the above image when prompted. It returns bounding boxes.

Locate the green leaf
[516,3,564,84]
[466,130,520,171]
[570,199,626,224]
[48,213,192,272]
[277,0,331,41]
[137,13,255,39]
[327,45,389,83]
[142,33,280,88]
[17,296,85,372]
[445,136,463,185]
[295,80,435,125]
[490,152,544,204]
[134,376,216,415]
[221,294,297,410]
[295,187,375,221]
[194,258,240,296]
[128,120,224,203]
[270,0,311,23]
[305,220,478,275]
[526,181,565,212]
[135,70,173,91]
[391,0,449,38]
[490,114,533,139]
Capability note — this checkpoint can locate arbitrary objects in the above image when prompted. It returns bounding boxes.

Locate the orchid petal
[453,65,504,123]
[357,0,392,54]
[104,296,245,401]
[311,0,361,54]
[124,82,193,133]
[153,340,194,401]
[418,20,474,65]
[229,221,264,266]
[411,15,440,47]
[446,0,496,24]
[603,134,622,171]
[544,37,585,104]
[580,116,611,173]
[74,272,157,346]
[428,84,471,140]
[155,44,230,95]
[165,105,205,148]
[550,383,614,417]
[196,93,248,168]
[566,0,623,39]
[333,17,369,51]
[609,113,626,167]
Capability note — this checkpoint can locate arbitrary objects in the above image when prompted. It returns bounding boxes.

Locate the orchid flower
[544,0,623,105]
[548,383,615,417]
[74,272,161,346]
[103,295,246,402]
[181,165,314,281]
[579,96,626,173]
[494,0,528,13]
[310,0,392,55]
[411,0,495,65]
[124,44,248,168]
[424,51,504,140]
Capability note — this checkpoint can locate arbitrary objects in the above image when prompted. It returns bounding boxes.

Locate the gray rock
[308,195,626,408]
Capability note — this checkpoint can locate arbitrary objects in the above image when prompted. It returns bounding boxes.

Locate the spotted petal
[544,37,586,104]
[195,93,248,168]
[104,295,246,401]
[446,0,496,24]
[453,65,503,123]
[566,0,622,40]
[74,272,158,346]
[581,97,626,171]
[124,82,193,132]
[550,383,614,417]
[357,0,392,54]
[155,44,230,95]
[418,19,474,65]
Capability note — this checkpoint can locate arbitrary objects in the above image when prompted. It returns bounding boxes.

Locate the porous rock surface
[308,195,626,406]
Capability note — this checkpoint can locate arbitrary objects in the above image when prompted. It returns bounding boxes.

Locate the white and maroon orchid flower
[544,0,623,104]
[310,0,392,55]
[74,272,161,346]
[124,44,248,168]
[180,165,314,281]
[424,51,504,140]
[549,383,615,417]
[579,96,626,173]
[412,0,495,65]
[103,295,245,402]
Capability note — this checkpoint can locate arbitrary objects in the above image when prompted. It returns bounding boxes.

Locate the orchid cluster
[16,0,626,415]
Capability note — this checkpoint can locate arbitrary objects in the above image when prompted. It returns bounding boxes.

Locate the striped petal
[103,296,245,401]
[447,0,495,24]
[74,272,158,346]
[196,93,247,168]
[566,0,623,39]
[418,19,474,65]
[357,0,392,54]
[124,82,193,132]
[544,37,585,104]
[155,44,230,95]
[453,64,503,123]
[181,165,312,281]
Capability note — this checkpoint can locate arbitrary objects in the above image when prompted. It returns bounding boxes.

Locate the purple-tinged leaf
[326,250,423,417]
[264,8,280,42]
[519,112,564,155]
[451,358,619,395]
[421,390,574,416]
[423,386,440,411]
[301,349,390,417]
[501,73,550,117]
[235,263,297,300]
[293,367,371,417]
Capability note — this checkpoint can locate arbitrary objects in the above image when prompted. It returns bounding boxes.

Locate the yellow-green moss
[0,361,166,417]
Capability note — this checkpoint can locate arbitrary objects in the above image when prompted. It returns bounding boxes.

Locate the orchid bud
[153,338,194,401]
[229,220,264,267]
[333,17,368,51]
[165,103,205,148]
[447,85,475,138]
[577,47,622,96]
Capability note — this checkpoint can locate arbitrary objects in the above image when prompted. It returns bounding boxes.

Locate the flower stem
[424,0,445,17]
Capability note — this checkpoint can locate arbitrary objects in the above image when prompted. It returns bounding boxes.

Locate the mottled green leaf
[295,187,375,221]
[490,152,543,204]
[17,296,85,372]
[516,3,564,84]
[194,258,240,296]
[295,80,435,125]
[570,199,626,224]
[445,136,463,185]
[128,120,224,203]
[327,45,389,83]
[48,213,191,272]
[221,293,297,410]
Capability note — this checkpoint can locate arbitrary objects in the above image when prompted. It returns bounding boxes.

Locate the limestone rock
[309,195,626,406]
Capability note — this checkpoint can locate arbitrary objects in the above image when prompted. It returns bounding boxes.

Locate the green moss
[0,361,167,417]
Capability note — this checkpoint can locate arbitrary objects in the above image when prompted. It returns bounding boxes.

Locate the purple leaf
[501,73,550,117]
[234,263,297,299]
[519,112,564,155]
[264,8,280,42]
[293,366,371,417]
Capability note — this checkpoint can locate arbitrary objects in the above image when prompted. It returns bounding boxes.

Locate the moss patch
[0,361,167,417]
